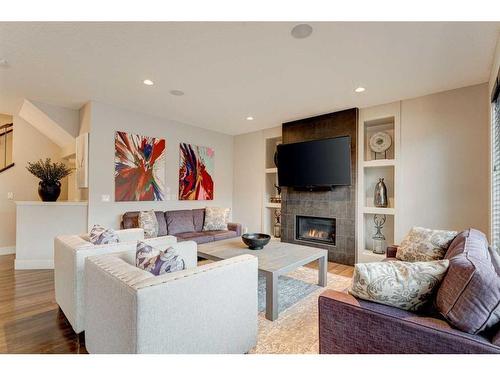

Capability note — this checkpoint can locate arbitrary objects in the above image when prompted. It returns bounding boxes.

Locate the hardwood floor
[0,253,353,354]
[0,254,86,354]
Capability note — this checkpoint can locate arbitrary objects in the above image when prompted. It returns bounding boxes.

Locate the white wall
[31,100,80,138]
[232,131,265,233]
[0,115,67,250]
[399,83,490,236]
[86,101,234,229]
[232,126,281,233]
[232,84,490,239]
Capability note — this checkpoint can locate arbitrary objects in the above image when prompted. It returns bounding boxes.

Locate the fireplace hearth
[296,215,336,246]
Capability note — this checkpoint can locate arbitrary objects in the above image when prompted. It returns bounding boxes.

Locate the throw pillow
[349,260,450,311]
[136,241,185,276]
[89,224,119,245]
[396,227,457,262]
[203,207,230,231]
[139,210,159,239]
[436,228,500,334]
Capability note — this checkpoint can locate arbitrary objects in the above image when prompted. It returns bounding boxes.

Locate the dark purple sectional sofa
[121,209,242,244]
[319,228,500,354]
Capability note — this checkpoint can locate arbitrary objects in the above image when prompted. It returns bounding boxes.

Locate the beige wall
[399,83,490,237]
[232,84,490,238]
[232,131,265,233]
[0,115,68,249]
[86,101,234,230]
[232,126,281,233]
[489,34,500,95]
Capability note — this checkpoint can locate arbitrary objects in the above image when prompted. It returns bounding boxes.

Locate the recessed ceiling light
[291,24,313,39]
[355,87,366,93]
[143,79,154,86]
[170,90,185,96]
[246,116,254,121]
[0,59,9,68]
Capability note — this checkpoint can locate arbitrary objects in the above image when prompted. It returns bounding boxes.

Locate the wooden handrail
[0,123,13,130]
[0,163,14,174]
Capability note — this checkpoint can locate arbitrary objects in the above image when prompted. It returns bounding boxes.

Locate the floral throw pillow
[202,207,230,231]
[349,260,449,311]
[136,241,185,276]
[89,224,119,245]
[139,210,159,239]
[396,227,458,262]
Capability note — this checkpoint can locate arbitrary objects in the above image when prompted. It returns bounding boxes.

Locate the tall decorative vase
[374,178,388,208]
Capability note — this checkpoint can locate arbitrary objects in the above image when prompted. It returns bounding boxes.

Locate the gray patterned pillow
[202,207,230,231]
[89,224,119,245]
[136,241,185,276]
[397,227,458,262]
[349,260,449,311]
[139,210,159,239]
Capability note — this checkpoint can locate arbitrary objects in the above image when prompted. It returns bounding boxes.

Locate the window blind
[492,78,500,251]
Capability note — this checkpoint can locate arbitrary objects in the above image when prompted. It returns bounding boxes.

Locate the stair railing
[0,122,14,173]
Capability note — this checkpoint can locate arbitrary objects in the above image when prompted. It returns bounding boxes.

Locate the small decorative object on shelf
[26,158,73,202]
[372,214,387,254]
[270,184,282,203]
[273,209,281,238]
[369,131,392,159]
[374,178,388,208]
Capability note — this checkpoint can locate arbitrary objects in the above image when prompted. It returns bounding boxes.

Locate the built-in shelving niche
[263,136,282,237]
[357,103,400,263]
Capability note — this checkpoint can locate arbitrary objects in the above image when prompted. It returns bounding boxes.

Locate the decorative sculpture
[372,214,387,254]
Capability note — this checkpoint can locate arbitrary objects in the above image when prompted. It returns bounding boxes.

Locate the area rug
[251,267,352,354]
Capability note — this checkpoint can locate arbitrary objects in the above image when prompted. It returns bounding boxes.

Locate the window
[0,114,14,172]
[491,72,500,251]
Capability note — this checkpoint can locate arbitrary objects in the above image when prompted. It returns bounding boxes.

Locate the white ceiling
[1,22,499,135]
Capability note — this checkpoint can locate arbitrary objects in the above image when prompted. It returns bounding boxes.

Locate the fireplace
[295,215,336,246]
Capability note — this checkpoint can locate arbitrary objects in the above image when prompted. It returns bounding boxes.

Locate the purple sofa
[121,209,242,244]
[319,228,500,354]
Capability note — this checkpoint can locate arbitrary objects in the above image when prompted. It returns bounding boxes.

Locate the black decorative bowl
[242,233,271,250]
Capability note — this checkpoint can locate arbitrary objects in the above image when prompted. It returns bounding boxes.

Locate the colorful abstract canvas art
[115,131,166,201]
[179,143,214,200]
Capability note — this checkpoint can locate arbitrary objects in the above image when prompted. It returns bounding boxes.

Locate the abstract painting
[179,143,214,200]
[115,131,166,201]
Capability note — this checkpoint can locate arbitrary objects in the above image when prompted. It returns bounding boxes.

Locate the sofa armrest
[116,228,144,242]
[386,245,398,258]
[228,222,242,236]
[318,290,500,354]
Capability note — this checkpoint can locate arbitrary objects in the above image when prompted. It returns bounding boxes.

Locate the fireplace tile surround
[280,109,357,265]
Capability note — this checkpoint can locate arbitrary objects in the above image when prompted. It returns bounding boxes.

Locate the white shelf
[363,159,395,168]
[265,202,281,209]
[357,102,400,264]
[263,135,282,236]
[363,206,395,215]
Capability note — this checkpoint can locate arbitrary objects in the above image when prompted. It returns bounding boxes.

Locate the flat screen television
[277,135,351,188]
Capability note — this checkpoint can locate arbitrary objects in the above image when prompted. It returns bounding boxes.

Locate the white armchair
[54,228,177,334]
[84,251,258,354]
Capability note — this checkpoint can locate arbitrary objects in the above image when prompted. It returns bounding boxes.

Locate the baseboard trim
[0,246,15,256]
[14,259,54,270]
